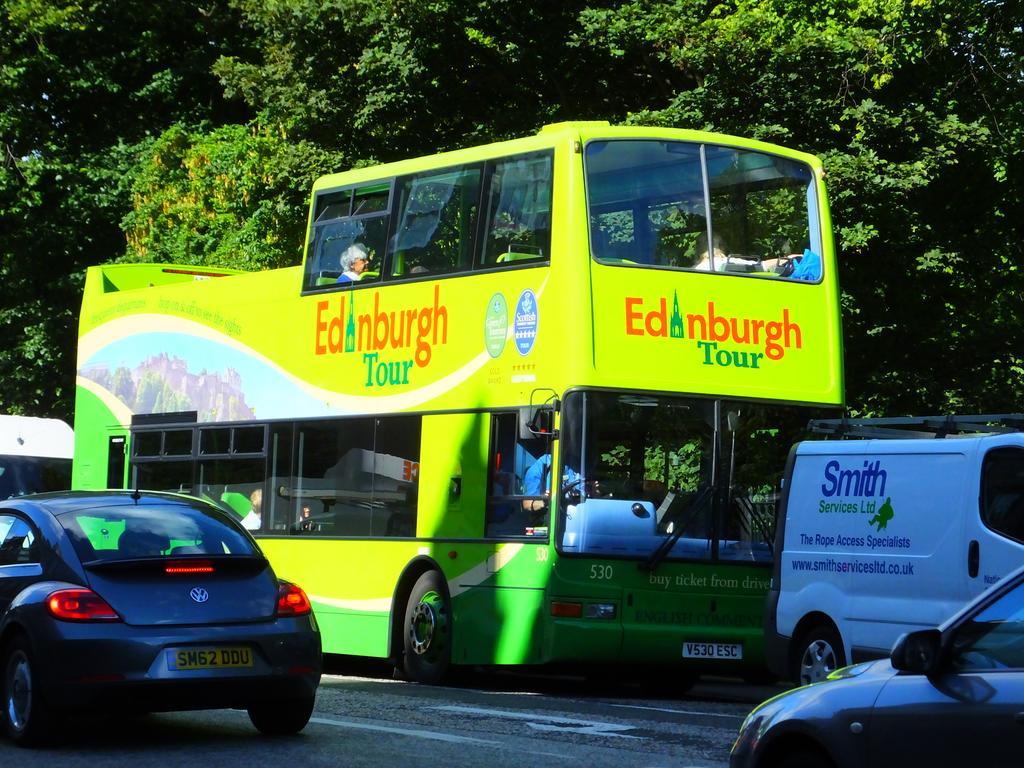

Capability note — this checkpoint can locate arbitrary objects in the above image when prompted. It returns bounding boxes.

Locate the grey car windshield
[58,503,257,563]
[559,391,825,563]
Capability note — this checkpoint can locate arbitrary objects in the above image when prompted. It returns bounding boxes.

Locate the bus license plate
[682,642,743,660]
[168,647,253,670]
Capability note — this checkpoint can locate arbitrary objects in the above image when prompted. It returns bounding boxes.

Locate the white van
[0,415,74,499]
[765,415,1024,683]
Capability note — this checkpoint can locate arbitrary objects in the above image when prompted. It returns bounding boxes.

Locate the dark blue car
[731,562,1024,768]
[0,491,321,746]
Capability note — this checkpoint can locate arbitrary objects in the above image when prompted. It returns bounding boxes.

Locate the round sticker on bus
[485,293,508,358]
[514,289,538,356]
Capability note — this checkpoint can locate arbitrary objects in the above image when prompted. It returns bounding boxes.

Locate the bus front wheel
[402,571,451,685]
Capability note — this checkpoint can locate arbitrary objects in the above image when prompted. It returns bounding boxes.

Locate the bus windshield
[559,391,827,563]
[586,140,821,278]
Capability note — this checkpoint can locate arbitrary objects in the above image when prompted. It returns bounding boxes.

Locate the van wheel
[794,624,845,685]
[402,571,451,685]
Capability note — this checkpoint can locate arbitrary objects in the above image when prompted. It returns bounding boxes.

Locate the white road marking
[430,704,643,739]
[608,703,743,720]
[308,716,499,745]
[524,722,642,739]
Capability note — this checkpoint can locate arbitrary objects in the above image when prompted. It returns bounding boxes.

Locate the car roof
[4,490,221,518]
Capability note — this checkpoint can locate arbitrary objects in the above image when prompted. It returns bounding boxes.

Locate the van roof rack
[809,414,1024,439]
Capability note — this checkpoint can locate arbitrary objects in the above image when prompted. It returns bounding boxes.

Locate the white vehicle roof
[0,415,74,459]
[795,433,1024,456]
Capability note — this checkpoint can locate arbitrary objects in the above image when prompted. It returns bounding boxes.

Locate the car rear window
[59,502,257,563]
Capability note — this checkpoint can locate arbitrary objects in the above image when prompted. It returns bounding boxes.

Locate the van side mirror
[890,629,942,675]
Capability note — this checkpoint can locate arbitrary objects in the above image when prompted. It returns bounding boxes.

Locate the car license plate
[167,647,253,670]
[681,641,743,660]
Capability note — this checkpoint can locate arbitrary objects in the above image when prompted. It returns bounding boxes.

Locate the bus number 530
[590,564,614,580]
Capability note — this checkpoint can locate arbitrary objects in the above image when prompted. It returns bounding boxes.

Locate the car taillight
[276,582,312,617]
[47,589,121,622]
[165,560,215,574]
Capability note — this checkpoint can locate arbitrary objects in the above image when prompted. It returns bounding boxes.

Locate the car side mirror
[890,628,942,675]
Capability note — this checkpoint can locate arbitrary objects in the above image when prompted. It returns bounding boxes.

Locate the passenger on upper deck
[691,232,728,271]
[776,248,821,280]
[335,243,371,284]
[691,231,820,280]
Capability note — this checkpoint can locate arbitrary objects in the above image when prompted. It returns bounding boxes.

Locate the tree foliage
[121,124,343,270]
[0,0,253,416]
[213,0,642,158]
[1,0,1022,421]
[577,0,1024,414]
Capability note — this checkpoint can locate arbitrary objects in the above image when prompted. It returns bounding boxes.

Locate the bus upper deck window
[481,152,553,267]
[585,140,820,280]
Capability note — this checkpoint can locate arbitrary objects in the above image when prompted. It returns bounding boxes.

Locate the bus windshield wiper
[640,486,714,572]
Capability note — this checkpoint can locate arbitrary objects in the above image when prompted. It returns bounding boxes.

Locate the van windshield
[0,455,72,499]
[982,447,1024,542]
[559,391,827,563]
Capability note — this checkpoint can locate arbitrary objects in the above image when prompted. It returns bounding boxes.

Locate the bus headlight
[584,603,617,619]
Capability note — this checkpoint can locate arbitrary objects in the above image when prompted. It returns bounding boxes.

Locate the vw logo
[189,587,209,603]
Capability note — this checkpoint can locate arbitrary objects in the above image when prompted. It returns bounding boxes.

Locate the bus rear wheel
[402,571,451,685]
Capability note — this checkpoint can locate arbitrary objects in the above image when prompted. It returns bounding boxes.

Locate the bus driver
[522,452,584,513]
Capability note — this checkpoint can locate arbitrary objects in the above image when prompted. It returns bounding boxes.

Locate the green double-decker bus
[73,122,842,683]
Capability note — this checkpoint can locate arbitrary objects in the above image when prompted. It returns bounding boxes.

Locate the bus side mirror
[526,389,560,438]
[527,406,558,437]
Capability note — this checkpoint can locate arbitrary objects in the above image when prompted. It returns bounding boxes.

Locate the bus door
[106,434,127,488]
[559,391,722,663]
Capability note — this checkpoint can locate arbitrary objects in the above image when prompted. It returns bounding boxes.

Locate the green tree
[577,0,1024,415]
[3,0,1023,426]
[0,0,253,418]
[214,0,644,160]
[121,124,342,270]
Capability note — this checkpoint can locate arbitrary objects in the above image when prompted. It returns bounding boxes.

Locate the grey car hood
[741,660,896,743]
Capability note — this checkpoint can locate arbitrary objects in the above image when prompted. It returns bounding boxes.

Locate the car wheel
[247,695,316,736]
[402,571,451,685]
[2,635,58,746]
[794,623,846,685]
